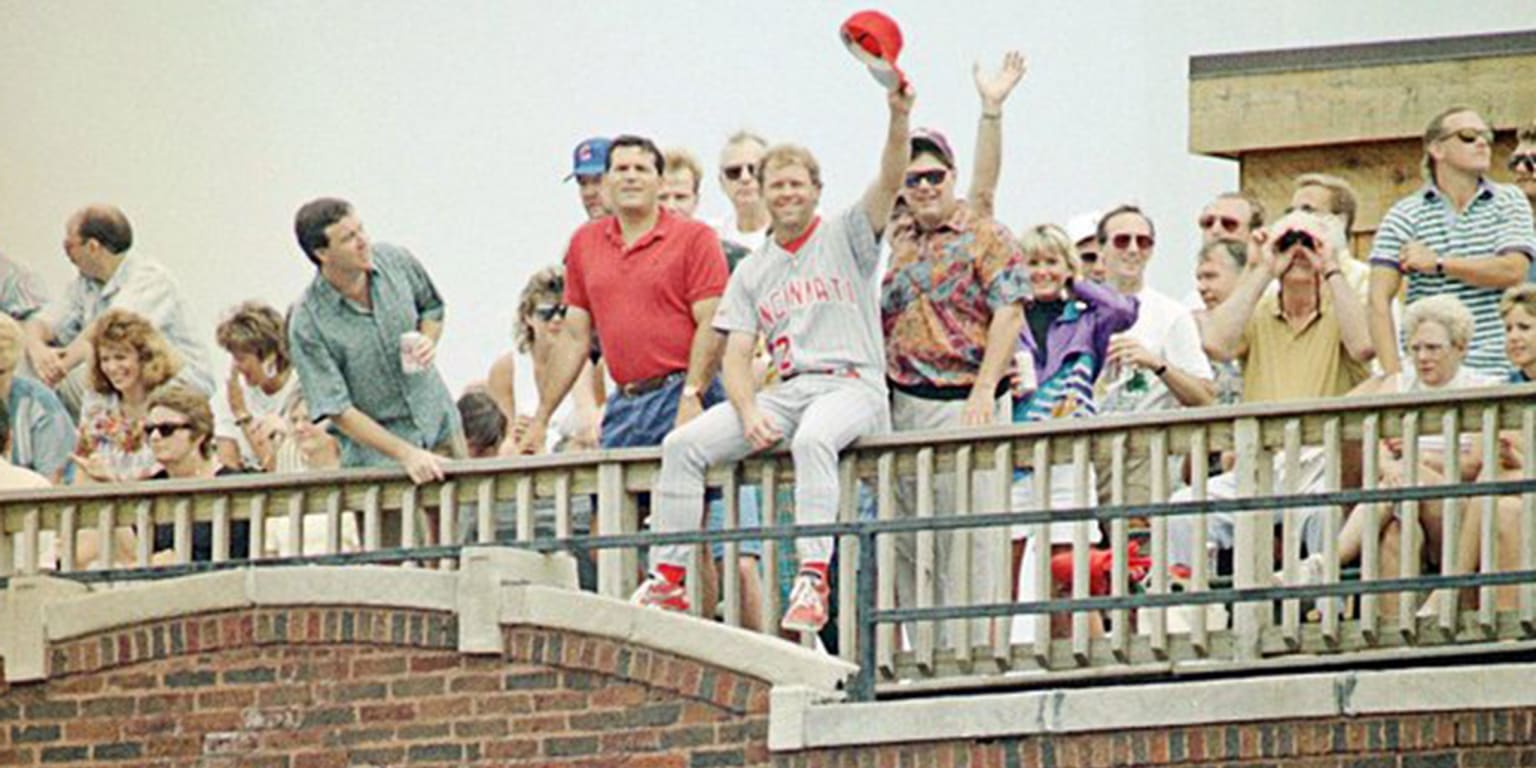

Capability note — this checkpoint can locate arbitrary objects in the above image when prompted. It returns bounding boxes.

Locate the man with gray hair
[1368,106,1535,378]
[716,131,771,254]
[24,205,213,416]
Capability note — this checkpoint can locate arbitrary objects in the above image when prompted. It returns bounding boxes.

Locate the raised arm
[1203,238,1277,362]
[967,51,1026,220]
[1312,240,1374,363]
[861,83,915,236]
[1367,265,1403,374]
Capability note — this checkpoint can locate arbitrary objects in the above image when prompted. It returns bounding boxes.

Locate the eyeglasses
[903,169,948,188]
[1199,214,1242,234]
[1108,233,1154,251]
[721,164,757,182]
[532,304,567,322]
[143,422,192,439]
[1439,127,1493,145]
[1509,153,1536,173]
[1407,342,1449,356]
[1275,229,1318,252]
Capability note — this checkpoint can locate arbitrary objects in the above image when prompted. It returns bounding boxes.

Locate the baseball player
[631,83,915,632]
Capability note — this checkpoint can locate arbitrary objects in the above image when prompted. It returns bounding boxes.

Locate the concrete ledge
[246,566,458,612]
[778,661,1536,751]
[46,570,249,642]
[502,585,856,692]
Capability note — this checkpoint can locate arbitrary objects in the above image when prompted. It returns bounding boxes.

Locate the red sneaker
[780,573,830,633]
[631,575,689,613]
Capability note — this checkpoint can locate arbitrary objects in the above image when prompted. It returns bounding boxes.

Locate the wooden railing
[4,385,1535,696]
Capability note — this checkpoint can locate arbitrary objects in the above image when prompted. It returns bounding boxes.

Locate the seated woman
[1305,294,1494,599]
[145,385,248,563]
[212,301,301,472]
[1010,224,1137,639]
[266,389,358,557]
[71,308,180,484]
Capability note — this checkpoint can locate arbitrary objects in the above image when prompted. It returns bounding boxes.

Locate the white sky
[2,1,1530,405]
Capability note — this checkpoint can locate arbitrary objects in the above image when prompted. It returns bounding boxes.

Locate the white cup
[400,331,427,374]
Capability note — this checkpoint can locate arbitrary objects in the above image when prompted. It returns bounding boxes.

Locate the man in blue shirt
[287,198,464,484]
[0,314,73,483]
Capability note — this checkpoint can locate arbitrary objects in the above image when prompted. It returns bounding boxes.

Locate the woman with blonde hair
[71,308,181,483]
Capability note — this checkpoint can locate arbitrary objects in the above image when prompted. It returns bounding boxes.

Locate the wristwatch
[681,384,702,400]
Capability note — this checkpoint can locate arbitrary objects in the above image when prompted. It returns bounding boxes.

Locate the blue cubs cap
[565,137,611,181]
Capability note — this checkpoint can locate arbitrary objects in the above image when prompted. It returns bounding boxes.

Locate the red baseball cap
[840,10,907,91]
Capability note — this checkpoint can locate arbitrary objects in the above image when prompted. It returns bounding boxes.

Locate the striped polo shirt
[1369,180,1536,376]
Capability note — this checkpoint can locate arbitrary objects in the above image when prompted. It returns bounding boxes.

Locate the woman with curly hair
[70,308,181,484]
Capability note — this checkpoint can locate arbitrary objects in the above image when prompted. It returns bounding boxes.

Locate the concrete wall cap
[502,585,855,692]
[245,566,457,611]
[45,569,249,642]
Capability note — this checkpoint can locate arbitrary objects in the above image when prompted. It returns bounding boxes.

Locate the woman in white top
[213,301,301,472]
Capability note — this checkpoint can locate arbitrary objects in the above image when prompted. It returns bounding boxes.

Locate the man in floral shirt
[879,52,1029,644]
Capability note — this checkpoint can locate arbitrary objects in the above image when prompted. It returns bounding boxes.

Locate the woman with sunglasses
[142,385,249,563]
[505,265,603,453]
[70,308,181,484]
[1009,223,1138,639]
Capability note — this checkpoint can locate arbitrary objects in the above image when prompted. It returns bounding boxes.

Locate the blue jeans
[603,373,763,558]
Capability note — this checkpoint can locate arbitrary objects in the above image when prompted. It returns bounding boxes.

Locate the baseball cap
[565,137,611,181]
[909,128,955,169]
[840,10,909,92]
[1066,210,1103,246]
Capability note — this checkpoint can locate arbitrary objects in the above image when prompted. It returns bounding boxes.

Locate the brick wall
[774,708,1536,768]
[0,607,770,766]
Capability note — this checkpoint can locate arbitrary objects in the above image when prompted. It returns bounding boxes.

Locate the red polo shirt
[564,208,729,385]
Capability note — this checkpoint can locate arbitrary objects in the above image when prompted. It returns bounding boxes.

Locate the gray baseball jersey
[715,205,887,391]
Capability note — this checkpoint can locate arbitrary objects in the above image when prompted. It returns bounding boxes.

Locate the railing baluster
[836,454,860,663]
[914,446,936,674]
[1231,418,1265,660]
[1360,414,1381,644]
[402,485,419,568]
[1070,437,1092,665]
[515,475,534,542]
[286,491,304,560]
[1030,439,1051,666]
[0,511,12,577]
[1437,411,1462,632]
[1280,420,1302,647]
[20,506,39,575]
[325,490,342,555]
[363,487,382,552]
[173,498,192,564]
[439,481,458,570]
[1522,408,1536,635]
[58,504,77,573]
[596,462,627,600]
[721,467,742,628]
[1400,412,1422,642]
[212,496,230,563]
[95,503,115,571]
[760,460,781,638]
[952,444,974,667]
[476,478,495,544]
[1321,418,1342,645]
[991,442,1013,668]
[1147,431,1169,659]
[876,451,896,676]
[1189,428,1210,656]
[684,469,705,618]
[1108,434,1129,663]
[1477,406,1499,635]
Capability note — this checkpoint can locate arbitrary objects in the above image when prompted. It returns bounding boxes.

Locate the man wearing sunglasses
[1197,192,1265,246]
[1368,107,1536,378]
[880,51,1028,643]
[717,132,771,255]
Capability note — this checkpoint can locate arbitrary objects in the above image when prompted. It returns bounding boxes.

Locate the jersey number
[769,336,793,376]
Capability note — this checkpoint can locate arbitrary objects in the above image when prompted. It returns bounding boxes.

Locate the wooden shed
[1189,30,1536,257]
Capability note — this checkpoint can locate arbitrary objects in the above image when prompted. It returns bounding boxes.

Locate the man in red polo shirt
[518,134,730,452]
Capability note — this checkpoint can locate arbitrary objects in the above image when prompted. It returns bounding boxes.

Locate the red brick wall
[0,607,771,766]
[775,709,1536,767]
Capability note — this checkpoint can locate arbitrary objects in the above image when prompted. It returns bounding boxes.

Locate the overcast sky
[2,1,1530,405]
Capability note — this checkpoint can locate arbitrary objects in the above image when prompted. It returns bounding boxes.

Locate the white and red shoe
[780,573,830,633]
[630,575,689,613]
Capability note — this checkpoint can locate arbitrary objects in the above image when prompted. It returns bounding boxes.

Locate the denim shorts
[603,373,762,559]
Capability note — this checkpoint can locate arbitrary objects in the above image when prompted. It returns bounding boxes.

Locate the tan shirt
[1239,289,1369,403]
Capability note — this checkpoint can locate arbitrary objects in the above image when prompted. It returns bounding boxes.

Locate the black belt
[782,367,859,383]
[889,378,1010,401]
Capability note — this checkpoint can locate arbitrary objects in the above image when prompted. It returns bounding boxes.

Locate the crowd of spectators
[2,71,1534,635]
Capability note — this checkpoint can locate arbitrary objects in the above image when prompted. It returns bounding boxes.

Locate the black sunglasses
[532,304,568,322]
[1275,229,1318,252]
[143,422,192,439]
[721,163,757,181]
[1078,251,1099,264]
[903,169,948,189]
[1509,153,1536,173]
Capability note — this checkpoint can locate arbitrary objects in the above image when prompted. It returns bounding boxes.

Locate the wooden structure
[1189,30,1536,255]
